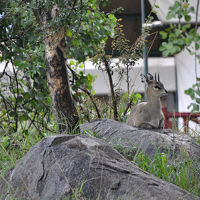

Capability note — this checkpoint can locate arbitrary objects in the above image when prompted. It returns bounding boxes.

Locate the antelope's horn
[158,73,160,82]
[155,73,157,81]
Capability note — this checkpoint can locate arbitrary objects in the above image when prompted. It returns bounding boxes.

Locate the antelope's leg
[139,122,156,129]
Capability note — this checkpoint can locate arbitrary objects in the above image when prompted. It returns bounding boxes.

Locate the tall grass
[0,124,55,176]
[133,150,200,196]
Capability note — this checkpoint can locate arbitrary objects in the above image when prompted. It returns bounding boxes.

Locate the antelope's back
[126,102,148,127]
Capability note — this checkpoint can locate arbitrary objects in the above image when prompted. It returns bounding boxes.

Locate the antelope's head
[140,73,168,98]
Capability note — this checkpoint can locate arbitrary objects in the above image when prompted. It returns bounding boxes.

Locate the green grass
[133,150,200,197]
[113,141,200,197]
[0,125,54,176]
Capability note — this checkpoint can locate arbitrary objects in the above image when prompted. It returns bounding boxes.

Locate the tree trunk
[35,6,79,133]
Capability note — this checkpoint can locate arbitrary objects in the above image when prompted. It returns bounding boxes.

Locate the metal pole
[141,0,148,76]
[141,0,148,100]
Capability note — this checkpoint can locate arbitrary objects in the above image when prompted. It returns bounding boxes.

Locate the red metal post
[162,106,200,134]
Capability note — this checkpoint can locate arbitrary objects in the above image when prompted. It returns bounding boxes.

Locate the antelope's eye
[154,85,161,89]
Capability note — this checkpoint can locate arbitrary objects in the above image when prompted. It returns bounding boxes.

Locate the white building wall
[84,57,176,95]
[175,41,200,112]
[148,0,200,23]
[148,0,200,134]
[175,29,200,134]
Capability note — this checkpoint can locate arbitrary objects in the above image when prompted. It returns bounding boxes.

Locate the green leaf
[66,29,72,38]
[1,136,10,148]
[183,3,189,8]
[182,24,191,32]
[108,14,115,21]
[184,15,191,22]
[174,1,180,9]
[195,43,200,50]
[166,11,176,20]
[135,93,142,99]
[196,98,200,104]
[87,73,94,82]
[17,96,24,103]
[1,109,7,115]
[191,103,199,111]
[9,111,17,117]
[19,114,29,121]
[189,6,195,13]
[70,60,75,66]
[160,31,168,39]
[79,63,84,69]
[152,10,157,14]
[72,40,80,47]
[185,88,194,98]
[23,92,31,100]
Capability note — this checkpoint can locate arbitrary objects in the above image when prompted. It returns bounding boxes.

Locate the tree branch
[75,86,101,119]
[102,56,118,121]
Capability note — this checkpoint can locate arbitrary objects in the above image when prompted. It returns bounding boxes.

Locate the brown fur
[127,73,167,129]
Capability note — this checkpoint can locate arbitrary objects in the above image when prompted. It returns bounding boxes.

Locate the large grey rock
[80,119,200,165]
[0,134,198,200]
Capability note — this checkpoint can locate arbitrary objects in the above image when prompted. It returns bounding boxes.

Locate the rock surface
[80,119,200,166]
[0,134,198,200]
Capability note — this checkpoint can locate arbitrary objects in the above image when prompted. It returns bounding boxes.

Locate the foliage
[91,21,146,121]
[159,0,200,112]
[0,0,117,140]
[0,124,48,176]
[0,0,118,179]
[185,78,200,112]
[0,0,52,159]
[75,90,141,123]
[159,0,200,58]
[62,19,143,123]
[113,140,200,197]
[0,0,53,134]
[89,6,156,121]
[111,22,145,95]
[166,0,194,22]
[68,60,97,100]
[63,181,86,200]
[94,20,148,92]
[118,92,142,121]
[134,151,200,196]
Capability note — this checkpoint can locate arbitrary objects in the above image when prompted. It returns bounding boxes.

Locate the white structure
[84,58,175,95]
[148,0,200,112]
[148,0,200,24]
[83,57,176,113]
[148,0,200,133]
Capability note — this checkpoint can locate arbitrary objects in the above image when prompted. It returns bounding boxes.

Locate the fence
[162,106,200,134]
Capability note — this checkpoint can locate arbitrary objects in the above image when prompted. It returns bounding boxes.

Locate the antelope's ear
[140,73,154,83]
[147,73,154,81]
[140,74,148,83]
